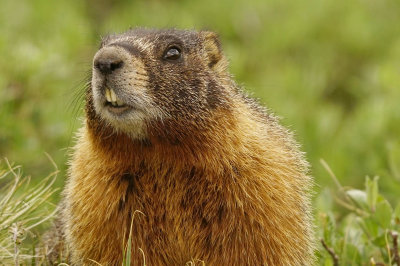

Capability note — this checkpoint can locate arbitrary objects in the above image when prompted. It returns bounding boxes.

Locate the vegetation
[0,0,399,264]
[317,160,400,265]
[0,159,57,264]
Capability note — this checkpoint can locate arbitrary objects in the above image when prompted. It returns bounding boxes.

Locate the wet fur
[60,28,314,265]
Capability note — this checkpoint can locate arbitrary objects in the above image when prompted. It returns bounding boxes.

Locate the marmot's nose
[94,55,124,75]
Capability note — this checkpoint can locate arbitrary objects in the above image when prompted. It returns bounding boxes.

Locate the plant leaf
[346,189,368,211]
[371,198,393,229]
[366,176,379,212]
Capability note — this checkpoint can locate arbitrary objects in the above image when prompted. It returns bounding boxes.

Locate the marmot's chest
[67,162,226,264]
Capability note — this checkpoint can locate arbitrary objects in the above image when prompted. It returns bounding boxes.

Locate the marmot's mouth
[104,87,132,114]
[105,87,125,107]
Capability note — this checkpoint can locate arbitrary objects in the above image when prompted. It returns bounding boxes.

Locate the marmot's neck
[85,106,242,168]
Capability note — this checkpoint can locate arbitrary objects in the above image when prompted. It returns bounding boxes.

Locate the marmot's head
[88,28,232,141]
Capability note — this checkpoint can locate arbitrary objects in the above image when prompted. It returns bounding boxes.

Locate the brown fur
[61,28,314,265]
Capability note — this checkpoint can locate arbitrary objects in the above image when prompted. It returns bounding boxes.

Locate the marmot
[61,28,314,265]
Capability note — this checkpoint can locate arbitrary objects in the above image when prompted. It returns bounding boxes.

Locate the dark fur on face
[88,28,232,143]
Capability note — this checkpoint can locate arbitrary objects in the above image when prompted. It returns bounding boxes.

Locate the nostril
[110,61,123,71]
[94,58,124,74]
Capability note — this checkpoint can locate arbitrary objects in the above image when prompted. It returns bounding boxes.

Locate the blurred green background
[1,0,400,202]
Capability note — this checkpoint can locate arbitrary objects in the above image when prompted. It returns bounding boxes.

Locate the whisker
[65,70,92,148]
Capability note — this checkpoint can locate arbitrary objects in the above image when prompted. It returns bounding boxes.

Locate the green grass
[1,0,400,264]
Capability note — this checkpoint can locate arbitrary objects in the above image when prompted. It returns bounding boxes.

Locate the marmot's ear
[200,31,228,74]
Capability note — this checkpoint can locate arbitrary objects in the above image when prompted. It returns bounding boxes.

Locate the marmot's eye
[163,47,181,60]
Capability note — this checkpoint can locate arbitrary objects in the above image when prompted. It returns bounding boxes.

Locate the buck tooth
[110,89,117,103]
[105,88,112,102]
[116,99,124,106]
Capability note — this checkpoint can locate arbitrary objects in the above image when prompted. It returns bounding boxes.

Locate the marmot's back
[60,28,314,265]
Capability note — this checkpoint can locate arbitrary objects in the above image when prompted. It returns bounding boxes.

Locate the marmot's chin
[102,109,148,139]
